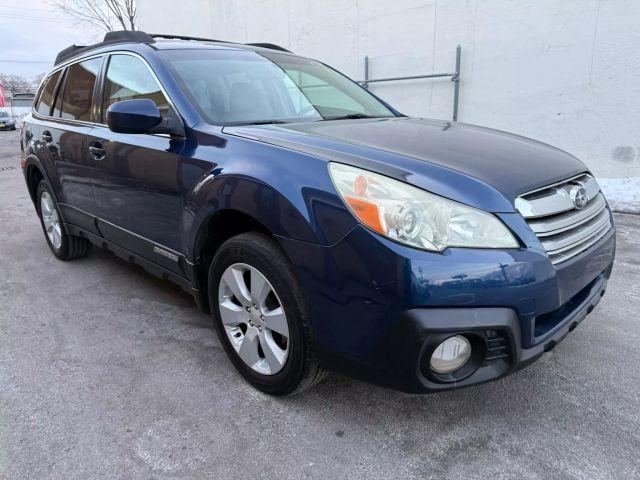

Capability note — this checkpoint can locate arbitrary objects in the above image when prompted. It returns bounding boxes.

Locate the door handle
[41,131,53,143]
[89,144,106,161]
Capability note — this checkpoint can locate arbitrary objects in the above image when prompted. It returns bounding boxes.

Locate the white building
[137,0,640,191]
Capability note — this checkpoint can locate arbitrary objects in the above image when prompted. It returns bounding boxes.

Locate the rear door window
[102,54,171,122]
[60,57,102,122]
[35,71,62,116]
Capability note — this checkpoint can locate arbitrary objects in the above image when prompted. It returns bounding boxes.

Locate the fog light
[430,335,472,374]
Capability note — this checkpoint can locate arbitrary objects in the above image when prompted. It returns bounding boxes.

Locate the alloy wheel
[40,191,62,249]
[218,263,290,375]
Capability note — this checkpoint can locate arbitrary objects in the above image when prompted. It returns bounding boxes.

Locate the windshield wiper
[229,120,289,126]
[322,113,388,121]
[250,120,289,125]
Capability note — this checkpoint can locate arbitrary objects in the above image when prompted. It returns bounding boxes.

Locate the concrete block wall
[138,0,640,179]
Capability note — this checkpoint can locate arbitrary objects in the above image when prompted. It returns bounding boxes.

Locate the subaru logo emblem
[570,186,588,209]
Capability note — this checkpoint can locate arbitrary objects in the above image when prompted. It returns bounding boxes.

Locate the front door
[88,53,194,271]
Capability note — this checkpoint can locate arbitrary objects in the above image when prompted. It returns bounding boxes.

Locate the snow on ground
[599,177,640,214]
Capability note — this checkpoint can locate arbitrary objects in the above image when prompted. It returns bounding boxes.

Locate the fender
[184,171,357,264]
[181,130,361,264]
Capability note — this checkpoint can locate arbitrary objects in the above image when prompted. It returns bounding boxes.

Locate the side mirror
[106,99,163,134]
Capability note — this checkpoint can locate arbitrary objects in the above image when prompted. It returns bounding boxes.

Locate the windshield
[160,49,396,125]
[0,112,9,118]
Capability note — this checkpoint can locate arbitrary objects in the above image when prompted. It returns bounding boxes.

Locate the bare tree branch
[48,0,114,32]
[126,0,136,30]
[46,0,137,33]
[104,0,128,30]
[0,73,35,94]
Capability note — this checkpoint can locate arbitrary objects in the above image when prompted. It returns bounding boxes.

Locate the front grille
[515,174,612,265]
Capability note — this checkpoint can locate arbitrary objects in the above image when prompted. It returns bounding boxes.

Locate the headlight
[328,163,519,251]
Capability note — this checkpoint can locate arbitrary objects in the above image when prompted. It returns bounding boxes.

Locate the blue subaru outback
[21,31,615,394]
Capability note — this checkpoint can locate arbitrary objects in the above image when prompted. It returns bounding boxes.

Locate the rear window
[60,58,102,122]
[35,71,61,116]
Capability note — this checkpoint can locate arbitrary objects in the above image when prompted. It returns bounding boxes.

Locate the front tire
[208,232,326,395]
[36,180,91,260]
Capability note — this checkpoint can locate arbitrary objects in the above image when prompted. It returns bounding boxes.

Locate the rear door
[87,53,188,271]
[49,57,103,233]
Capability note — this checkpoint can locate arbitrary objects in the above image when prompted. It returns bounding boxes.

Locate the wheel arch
[191,208,283,313]
[24,155,48,204]
[185,164,356,312]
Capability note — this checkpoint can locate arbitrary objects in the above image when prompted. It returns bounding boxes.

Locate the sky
[0,0,96,82]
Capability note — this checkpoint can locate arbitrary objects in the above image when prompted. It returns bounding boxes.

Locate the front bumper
[0,123,16,130]
[276,214,616,393]
[319,272,607,393]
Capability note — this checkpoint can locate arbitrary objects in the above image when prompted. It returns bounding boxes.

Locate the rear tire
[36,180,91,261]
[208,232,326,395]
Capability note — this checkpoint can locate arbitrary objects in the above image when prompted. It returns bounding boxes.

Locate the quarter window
[60,58,102,122]
[102,55,171,122]
[35,71,61,116]
[53,70,66,117]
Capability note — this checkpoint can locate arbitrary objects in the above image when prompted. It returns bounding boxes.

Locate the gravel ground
[1,129,639,480]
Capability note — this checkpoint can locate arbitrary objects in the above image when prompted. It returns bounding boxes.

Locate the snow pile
[598,177,640,214]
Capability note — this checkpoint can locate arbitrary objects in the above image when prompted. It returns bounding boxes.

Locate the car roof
[54,30,293,67]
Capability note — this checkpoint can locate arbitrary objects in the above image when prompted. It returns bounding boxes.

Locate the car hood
[223,117,587,212]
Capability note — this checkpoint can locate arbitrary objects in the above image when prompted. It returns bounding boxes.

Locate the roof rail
[245,43,291,53]
[104,31,154,44]
[55,45,88,66]
[54,31,154,66]
[149,33,231,44]
[152,34,291,52]
[54,30,292,66]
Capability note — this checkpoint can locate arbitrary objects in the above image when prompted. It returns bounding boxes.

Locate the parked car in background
[9,93,37,127]
[21,31,615,395]
[0,110,16,130]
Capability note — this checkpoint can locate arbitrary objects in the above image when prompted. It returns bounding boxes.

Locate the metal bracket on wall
[359,45,462,121]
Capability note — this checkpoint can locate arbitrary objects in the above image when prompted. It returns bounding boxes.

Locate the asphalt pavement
[1,129,639,479]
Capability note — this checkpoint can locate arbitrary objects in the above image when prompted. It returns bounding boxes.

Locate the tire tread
[64,233,92,260]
